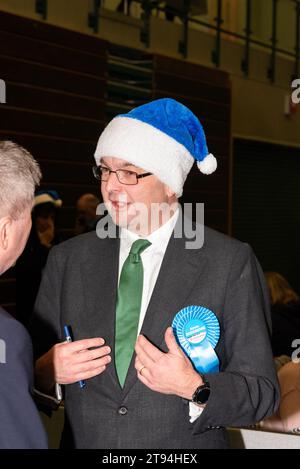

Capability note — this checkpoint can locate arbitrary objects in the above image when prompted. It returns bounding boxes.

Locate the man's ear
[0,217,12,250]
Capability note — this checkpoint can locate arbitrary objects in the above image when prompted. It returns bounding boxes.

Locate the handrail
[88,0,102,34]
[241,0,252,77]
[294,0,300,80]
[86,0,300,82]
[267,0,278,83]
[129,0,300,82]
[35,0,47,20]
[211,0,222,68]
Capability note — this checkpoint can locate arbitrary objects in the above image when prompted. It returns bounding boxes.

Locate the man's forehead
[100,157,142,170]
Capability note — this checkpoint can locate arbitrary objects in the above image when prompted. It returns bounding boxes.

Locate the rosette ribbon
[172,305,220,374]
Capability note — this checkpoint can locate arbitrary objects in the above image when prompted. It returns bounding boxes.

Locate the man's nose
[104,171,123,192]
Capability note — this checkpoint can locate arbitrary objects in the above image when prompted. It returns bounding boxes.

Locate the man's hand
[35,337,111,393]
[134,327,202,400]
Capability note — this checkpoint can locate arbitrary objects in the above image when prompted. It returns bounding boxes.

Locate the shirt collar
[120,209,179,252]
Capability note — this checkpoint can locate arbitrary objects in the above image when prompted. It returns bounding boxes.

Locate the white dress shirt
[119,210,203,422]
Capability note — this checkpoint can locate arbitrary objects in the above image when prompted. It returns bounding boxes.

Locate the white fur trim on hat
[94,117,195,197]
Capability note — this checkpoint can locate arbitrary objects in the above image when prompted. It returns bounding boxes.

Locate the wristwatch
[191,375,210,405]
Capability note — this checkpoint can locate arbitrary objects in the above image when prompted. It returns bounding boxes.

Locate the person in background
[16,190,62,326]
[265,271,300,358]
[260,361,300,434]
[75,193,100,235]
[0,140,48,448]
[259,273,300,434]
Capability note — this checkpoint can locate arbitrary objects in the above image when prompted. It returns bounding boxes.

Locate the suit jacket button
[118,406,128,415]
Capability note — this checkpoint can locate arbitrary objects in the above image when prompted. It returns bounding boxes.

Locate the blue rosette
[172,305,220,374]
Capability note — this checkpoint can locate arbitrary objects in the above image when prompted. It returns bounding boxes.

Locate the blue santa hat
[94,98,217,197]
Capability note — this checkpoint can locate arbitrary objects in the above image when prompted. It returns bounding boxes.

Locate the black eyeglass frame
[92,165,153,185]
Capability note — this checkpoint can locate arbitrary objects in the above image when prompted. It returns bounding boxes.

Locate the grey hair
[0,141,41,219]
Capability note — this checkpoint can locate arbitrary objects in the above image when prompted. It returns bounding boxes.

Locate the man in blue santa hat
[31,98,279,449]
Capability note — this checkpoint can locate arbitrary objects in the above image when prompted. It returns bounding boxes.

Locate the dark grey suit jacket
[31,223,279,449]
[0,307,48,449]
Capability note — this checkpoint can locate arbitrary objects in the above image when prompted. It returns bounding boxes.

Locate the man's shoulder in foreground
[0,307,48,449]
[0,306,31,345]
[0,306,34,382]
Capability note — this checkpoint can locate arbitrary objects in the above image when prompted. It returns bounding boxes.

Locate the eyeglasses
[92,165,153,186]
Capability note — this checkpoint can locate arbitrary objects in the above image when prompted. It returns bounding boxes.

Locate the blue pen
[64,325,86,389]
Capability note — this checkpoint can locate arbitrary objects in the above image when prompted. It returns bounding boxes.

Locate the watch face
[195,386,210,404]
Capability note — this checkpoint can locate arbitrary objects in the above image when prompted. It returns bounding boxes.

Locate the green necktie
[115,239,151,387]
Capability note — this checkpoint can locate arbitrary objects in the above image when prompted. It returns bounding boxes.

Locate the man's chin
[108,210,147,234]
[107,208,131,228]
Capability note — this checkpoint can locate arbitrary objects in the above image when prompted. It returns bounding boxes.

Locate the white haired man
[0,141,48,448]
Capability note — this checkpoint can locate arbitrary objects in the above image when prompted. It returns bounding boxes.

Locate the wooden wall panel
[154,72,230,103]
[6,84,106,120]
[0,11,108,316]
[1,108,104,140]
[0,132,97,162]
[38,160,95,186]
[1,56,107,98]
[0,30,106,76]
[0,10,107,55]
[154,55,229,86]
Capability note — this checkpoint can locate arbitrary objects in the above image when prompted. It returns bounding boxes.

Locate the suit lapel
[80,234,121,389]
[123,221,208,394]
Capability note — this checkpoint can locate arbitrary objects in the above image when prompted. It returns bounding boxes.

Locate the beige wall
[1,0,299,146]
[232,76,300,148]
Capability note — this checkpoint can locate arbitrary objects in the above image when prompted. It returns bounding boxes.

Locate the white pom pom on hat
[197,153,218,175]
[95,98,217,197]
